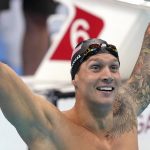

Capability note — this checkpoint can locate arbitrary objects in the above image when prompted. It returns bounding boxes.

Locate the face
[72,53,121,106]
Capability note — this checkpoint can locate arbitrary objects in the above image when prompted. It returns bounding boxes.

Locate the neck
[67,98,113,136]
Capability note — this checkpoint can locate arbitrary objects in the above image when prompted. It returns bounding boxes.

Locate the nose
[102,77,113,84]
[100,67,113,84]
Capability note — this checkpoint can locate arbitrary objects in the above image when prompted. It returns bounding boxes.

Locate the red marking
[50,6,104,60]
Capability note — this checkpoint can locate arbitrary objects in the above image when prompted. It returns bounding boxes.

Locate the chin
[98,97,114,105]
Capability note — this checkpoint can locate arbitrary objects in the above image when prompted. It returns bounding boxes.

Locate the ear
[72,79,76,87]
[72,75,78,88]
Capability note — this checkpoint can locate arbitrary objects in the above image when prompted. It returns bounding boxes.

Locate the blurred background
[0,0,150,149]
[0,0,69,75]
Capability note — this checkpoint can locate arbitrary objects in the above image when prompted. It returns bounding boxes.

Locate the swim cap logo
[71,43,83,59]
[71,54,81,67]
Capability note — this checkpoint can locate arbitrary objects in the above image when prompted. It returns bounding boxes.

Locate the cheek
[114,73,121,85]
[75,75,92,92]
[72,73,88,89]
[74,67,96,90]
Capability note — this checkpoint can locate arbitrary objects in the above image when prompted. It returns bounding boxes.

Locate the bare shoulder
[112,127,138,150]
[35,94,64,125]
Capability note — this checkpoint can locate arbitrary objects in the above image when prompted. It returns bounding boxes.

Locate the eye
[110,64,119,72]
[90,64,102,72]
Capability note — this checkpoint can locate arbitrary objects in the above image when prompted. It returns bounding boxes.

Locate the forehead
[85,53,119,63]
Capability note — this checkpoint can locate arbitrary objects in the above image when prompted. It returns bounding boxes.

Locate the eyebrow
[87,57,119,64]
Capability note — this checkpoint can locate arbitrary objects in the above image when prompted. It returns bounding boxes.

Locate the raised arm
[0,63,55,145]
[110,23,150,136]
[126,23,150,115]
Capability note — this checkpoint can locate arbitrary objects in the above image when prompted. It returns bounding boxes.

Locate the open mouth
[96,86,115,92]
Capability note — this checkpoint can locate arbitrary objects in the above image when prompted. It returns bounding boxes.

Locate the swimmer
[0,24,150,150]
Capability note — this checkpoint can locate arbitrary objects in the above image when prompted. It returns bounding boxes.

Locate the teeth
[97,87,114,91]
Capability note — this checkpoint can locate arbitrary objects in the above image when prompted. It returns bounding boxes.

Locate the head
[71,39,120,80]
[70,39,121,105]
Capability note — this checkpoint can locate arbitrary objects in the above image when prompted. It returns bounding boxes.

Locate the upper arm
[126,23,150,115]
[114,23,150,118]
[111,24,150,137]
[126,76,150,116]
[0,63,55,143]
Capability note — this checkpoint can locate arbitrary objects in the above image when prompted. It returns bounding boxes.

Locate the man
[0,24,149,150]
